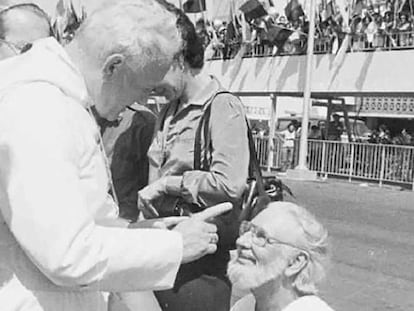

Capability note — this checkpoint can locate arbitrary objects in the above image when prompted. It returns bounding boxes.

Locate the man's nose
[236,231,253,249]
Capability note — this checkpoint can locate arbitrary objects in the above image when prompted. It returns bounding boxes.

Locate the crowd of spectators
[200,0,414,60]
[308,119,414,146]
[369,124,414,145]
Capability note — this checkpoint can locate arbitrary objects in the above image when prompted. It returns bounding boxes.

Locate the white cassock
[0,38,182,311]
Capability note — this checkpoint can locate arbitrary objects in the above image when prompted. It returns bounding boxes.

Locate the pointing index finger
[192,202,233,222]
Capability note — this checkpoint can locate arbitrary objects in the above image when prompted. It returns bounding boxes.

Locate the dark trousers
[155,274,231,311]
[155,252,231,311]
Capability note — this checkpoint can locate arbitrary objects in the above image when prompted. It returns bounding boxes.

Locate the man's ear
[284,252,308,278]
[103,54,125,77]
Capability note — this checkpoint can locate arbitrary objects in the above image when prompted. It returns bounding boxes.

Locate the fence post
[349,143,354,182]
[379,146,386,187]
[267,94,277,172]
[321,141,326,176]
[412,148,414,191]
[412,166,414,191]
[266,140,272,172]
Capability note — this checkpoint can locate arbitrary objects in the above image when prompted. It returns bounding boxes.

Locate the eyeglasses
[239,221,308,254]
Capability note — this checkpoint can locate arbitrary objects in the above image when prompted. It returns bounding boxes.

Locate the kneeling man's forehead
[252,203,302,241]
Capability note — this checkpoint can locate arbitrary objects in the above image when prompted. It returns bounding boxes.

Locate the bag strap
[240,121,271,220]
[194,91,229,170]
[194,91,267,195]
[246,120,267,197]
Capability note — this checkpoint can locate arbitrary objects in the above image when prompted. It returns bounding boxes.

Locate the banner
[239,0,267,20]
[183,0,206,13]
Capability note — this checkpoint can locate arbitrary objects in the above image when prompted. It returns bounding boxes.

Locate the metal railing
[254,136,414,188]
[314,37,332,54]
[350,31,414,52]
[303,140,414,187]
[208,30,414,60]
[253,135,284,170]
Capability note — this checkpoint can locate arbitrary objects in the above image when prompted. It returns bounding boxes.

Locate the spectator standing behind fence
[317,120,327,140]
[365,15,378,48]
[378,124,392,144]
[397,13,411,46]
[392,128,413,145]
[373,14,385,48]
[309,125,322,140]
[280,123,296,172]
[137,2,249,311]
[327,114,344,141]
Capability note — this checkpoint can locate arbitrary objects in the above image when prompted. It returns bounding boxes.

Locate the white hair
[73,0,181,72]
[268,202,330,296]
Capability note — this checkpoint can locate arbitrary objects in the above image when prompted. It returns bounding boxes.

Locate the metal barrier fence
[350,31,414,52]
[209,31,414,60]
[254,136,414,188]
[314,37,331,54]
[253,135,284,170]
[305,140,414,187]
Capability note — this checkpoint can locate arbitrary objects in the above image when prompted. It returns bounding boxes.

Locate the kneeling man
[228,202,334,311]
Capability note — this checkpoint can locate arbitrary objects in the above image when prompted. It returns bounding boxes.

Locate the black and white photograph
[0,0,413,310]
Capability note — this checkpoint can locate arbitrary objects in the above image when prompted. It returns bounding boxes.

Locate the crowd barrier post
[321,141,326,176]
[379,146,386,187]
[349,143,355,182]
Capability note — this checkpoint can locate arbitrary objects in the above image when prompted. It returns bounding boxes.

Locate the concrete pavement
[283,179,414,311]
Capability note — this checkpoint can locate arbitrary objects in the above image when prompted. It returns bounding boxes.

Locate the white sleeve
[0,86,182,292]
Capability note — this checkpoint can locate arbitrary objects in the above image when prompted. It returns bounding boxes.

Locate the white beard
[227,256,287,291]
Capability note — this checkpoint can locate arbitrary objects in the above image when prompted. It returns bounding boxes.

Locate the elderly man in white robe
[229,202,334,311]
[0,1,230,310]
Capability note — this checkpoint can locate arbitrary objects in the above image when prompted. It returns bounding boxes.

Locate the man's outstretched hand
[173,203,232,264]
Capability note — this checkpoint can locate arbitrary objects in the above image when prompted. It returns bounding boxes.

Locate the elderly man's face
[228,208,302,290]
[151,59,186,102]
[96,56,172,120]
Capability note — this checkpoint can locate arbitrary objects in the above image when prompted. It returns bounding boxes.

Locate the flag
[284,0,304,22]
[226,22,238,41]
[398,0,409,12]
[266,25,294,50]
[326,0,335,19]
[352,0,363,17]
[226,0,239,41]
[183,0,206,13]
[319,0,335,22]
[239,0,267,21]
[239,13,251,43]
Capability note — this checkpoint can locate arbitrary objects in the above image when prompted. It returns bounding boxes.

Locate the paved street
[283,179,414,311]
